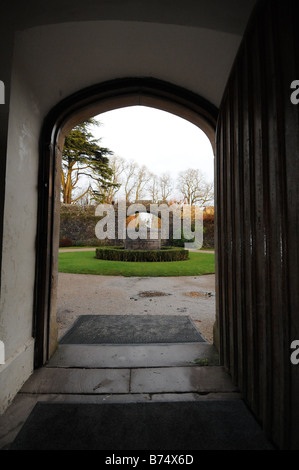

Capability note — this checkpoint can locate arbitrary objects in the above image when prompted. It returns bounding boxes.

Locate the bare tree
[122,160,151,202]
[159,172,173,201]
[147,173,160,203]
[94,155,125,203]
[123,160,138,202]
[134,165,151,201]
[177,168,214,206]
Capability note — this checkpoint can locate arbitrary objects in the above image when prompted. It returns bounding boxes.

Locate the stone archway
[34,77,218,368]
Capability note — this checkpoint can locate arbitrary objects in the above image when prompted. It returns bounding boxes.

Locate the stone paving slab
[20,368,130,394]
[47,343,219,368]
[131,366,238,394]
[20,365,236,395]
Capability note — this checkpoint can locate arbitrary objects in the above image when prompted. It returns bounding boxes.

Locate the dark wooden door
[216,0,299,450]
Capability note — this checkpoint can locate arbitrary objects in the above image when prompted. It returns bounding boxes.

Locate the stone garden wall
[59,204,214,248]
[59,204,105,246]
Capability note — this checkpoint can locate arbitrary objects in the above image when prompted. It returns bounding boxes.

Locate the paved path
[56,273,216,343]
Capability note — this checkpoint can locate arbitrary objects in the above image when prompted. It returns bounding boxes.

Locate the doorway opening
[34,78,218,368]
[57,105,216,348]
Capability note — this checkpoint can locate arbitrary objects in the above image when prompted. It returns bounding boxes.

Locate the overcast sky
[93,106,215,184]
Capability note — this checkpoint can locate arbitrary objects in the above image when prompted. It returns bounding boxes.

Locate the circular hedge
[95,246,189,262]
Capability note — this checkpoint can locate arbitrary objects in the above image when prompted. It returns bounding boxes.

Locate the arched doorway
[34,77,218,367]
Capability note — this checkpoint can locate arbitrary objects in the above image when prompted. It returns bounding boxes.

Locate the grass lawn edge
[58,250,215,277]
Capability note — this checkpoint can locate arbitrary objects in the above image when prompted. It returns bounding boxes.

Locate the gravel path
[56,273,216,343]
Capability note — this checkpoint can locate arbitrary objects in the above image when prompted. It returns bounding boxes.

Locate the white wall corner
[0,338,34,415]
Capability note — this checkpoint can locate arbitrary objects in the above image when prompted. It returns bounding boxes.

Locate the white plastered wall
[0,57,41,412]
[0,19,242,413]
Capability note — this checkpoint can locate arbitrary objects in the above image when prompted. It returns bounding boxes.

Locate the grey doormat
[10,401,274,450]
[59,315,205,344]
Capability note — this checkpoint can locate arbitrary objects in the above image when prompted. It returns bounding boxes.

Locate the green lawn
[58,250,215,277]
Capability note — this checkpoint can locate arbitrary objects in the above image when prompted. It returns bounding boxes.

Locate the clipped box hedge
[95,246,189,262]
